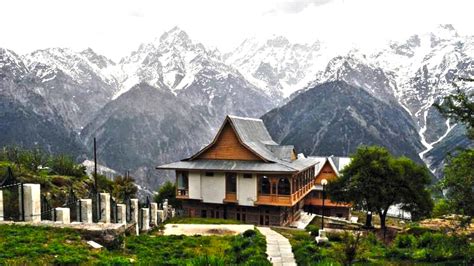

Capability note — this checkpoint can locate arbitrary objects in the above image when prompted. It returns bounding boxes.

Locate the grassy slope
[0,224,270,265]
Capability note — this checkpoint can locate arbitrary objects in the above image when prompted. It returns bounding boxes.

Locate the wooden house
[157,115,351,226]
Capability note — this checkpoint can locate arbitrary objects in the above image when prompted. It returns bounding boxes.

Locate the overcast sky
[1,0,473,61]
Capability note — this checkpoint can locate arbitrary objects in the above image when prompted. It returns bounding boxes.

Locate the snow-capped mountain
[0,48,85,156]
[1,24,472,189]
[370,24,474,173]
[225,36,336,100]
[110,27,275,130]
[21,47,119,130]
[112,27,222,99]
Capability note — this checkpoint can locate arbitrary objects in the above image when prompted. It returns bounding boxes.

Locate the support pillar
[55,207,70,224]
[141,208,150,231]
[100,193,111,223]
[0,190,3,221]
[117,204,126,224]
[157,210,164,223]
[77,199,93,223]
[150,203,158,226]
[21,184,41,222]
[130,199,139,224]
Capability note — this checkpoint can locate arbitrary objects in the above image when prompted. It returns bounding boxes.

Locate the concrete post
[55,207,70,224]
[77,199,93,223]
[117,204,126,224]
[100,193,111,223]
[171,208,176,218]
[21,184,41,222]
[141,208,150,231]
[157,210,164,223]
[130,199,139,224]
[162,201,168,221]
[0,190,3,221]
[150,203,158,226]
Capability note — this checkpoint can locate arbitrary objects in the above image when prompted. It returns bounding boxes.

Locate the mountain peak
[158,26,191,45]
[266,36,290,47]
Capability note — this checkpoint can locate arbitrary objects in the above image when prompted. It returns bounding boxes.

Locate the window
[243,173,252,179]
[226,173,237,193]
[205,172,214,176]
[278,177,291,195]
[259,176,271,194]
[176,171,189,196]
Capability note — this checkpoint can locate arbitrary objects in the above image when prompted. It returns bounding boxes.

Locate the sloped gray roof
[157,115,319,172]
[266,145,295,162]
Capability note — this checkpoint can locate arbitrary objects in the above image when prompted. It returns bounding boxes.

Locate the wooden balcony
[256,194,292,206]
[223,192,238,203]
[305,198,351,207]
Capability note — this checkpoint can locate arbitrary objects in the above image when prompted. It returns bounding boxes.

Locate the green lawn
[0,224,269,265]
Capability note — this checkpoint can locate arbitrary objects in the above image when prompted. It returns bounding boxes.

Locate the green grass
[272,227,473,265]
[165,217,243,224]
[0,224,269,265]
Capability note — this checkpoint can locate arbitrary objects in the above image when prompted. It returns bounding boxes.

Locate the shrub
[406,225,437,236]
[432,198,452,217]
[326,231,345,242]
[243,229,256,238]
[393,234,417,249]
[305,225,320,237]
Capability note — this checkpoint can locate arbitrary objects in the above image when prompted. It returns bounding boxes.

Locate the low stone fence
[0,183,175,232]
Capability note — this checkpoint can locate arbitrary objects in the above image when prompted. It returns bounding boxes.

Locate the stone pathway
[257,227,296,266]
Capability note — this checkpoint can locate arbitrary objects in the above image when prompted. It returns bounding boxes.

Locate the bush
[406,225,437,236]
[326,231,345,242]
[393,234,417,249]
[305,225,320,237]
[432,198,452,217]
[243,229,257,238]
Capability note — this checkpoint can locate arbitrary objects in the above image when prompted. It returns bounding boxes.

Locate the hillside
[262,81,424,163]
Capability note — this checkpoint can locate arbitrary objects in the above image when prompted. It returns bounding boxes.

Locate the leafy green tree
[112,175,138,200]
[434,78,474,139]
[327,146,433,230]
[94,173,113,193]
[154,181,181,208]
[19,148,48,172]
[435,78,473,225]
[440,149,474,223]
[48,155,86,178]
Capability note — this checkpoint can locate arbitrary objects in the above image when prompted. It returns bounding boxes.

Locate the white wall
[201,172,226,204]
[188,171,201,200]
[237,173,257,206]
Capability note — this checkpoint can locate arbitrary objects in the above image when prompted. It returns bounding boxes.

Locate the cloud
[265,0,334,15]
[128,9,145,18]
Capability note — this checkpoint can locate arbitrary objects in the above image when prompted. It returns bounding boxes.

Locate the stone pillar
[116,204,126,224]
[162,201,169,221]
[0,190,3,221]
[130,199,139,224]
[21,184,41,222]
[55,207,70,224]
[100,193,111,223]
[150,203,158,226]
[171,208,176,218]
[77,199,92,223]
[141,208,150,231]
[157,210,164,223]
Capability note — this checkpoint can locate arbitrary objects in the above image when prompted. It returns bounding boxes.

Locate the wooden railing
[304,198,351,207]
[256,194,292,206]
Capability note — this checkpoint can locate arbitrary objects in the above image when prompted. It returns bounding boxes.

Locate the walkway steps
[257,227,297,266]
